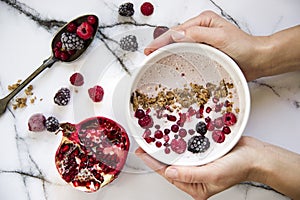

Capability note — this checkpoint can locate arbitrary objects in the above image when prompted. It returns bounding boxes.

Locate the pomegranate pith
[55,116,130,192]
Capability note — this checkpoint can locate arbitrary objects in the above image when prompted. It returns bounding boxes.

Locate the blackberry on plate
[195,121,207,135]
[187,135,210,153]
[61,32,84,51]
[45,116,60,132]
[118,2,134,17]
[119,35,138,52]
[54,88,71,106]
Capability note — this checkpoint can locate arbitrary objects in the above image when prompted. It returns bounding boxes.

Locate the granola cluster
[131,79,233,112]
[8,80,40,110]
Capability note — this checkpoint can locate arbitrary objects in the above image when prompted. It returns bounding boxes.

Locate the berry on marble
[140,2,154,16]
[118,2,135,17]
[119,35,138,52]
[45,116,60,132]
[153,26,169,39]
[70,72,84,86]
[88,85,104,102]
[28,113,46,132]
[54,88,71,106]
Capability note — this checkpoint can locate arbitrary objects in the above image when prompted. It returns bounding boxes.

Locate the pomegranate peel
[55,116,130,192]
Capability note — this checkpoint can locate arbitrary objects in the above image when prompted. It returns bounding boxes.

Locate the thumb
[165,165,216,183]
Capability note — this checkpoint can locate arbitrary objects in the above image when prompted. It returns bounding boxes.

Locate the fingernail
[165,167,178,179]
[171,30,185,41]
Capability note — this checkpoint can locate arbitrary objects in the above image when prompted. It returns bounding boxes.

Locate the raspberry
[213,117,224,129]
[118,2,134,17]
[119,35,138,52]
[153,26,169,39]
[140,2,154,16]
[76,22,94,40]
[61,32,84,51]
[88,85,104,102]
[222,112,237,126]
[45,116,60,132]
[69,72,84,86]
[54,88,71,106]
[170,138,186,154]
[212,130,225,143]
[195,121,207,135]
[187,135,210,153]
[28,113,46,132]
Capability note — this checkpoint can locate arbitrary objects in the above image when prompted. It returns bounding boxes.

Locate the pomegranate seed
[212,130,225,143]
[164,147,171,154]
[167,114,177,122]
[87,15,97,25]
[55,41,63,48]
[142,129,151,138]
[206,106,212,113]
[163,135,170,143]
[60,51,70,61]
[222,126,231,134]
[207,122,215,131]
[140,2,154,16]
[144,137,153,143]
[67,22,77,32]
[205,116,211,123]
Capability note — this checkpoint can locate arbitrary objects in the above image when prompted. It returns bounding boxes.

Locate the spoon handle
[0,56,57,115]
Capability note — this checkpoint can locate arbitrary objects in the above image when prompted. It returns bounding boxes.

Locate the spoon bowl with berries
[0,14,98,116]
[126,43,251,166]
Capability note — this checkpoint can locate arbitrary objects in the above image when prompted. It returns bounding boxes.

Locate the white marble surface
[0,0,299,199]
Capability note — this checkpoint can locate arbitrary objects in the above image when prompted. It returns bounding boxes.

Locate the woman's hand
[145,10,300,81]
[135,136,264,200]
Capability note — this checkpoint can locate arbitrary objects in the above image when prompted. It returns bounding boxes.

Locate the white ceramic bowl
[126,43,250,166]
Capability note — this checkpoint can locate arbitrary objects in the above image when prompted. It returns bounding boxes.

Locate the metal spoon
[0,14,99,116]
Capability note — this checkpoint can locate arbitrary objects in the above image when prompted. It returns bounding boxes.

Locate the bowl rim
[126,42,251,166]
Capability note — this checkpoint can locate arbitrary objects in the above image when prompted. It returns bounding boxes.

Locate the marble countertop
[0,0,299,199]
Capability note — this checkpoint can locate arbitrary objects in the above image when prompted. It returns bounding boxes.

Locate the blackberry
[61,32,84,51]
[45,116,60,132]
[119,35,138,52]
[54,88,71,106]
[195,121,207,135]
[187,135,210,153]
[118,2,134,17]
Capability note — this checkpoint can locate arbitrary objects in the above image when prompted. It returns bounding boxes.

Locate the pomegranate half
[55,116,130,192]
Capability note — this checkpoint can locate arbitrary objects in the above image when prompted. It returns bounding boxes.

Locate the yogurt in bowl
[126,43,250,166]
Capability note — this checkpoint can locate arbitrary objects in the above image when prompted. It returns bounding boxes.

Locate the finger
[135,147,167,173]
[165,165,218,183]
